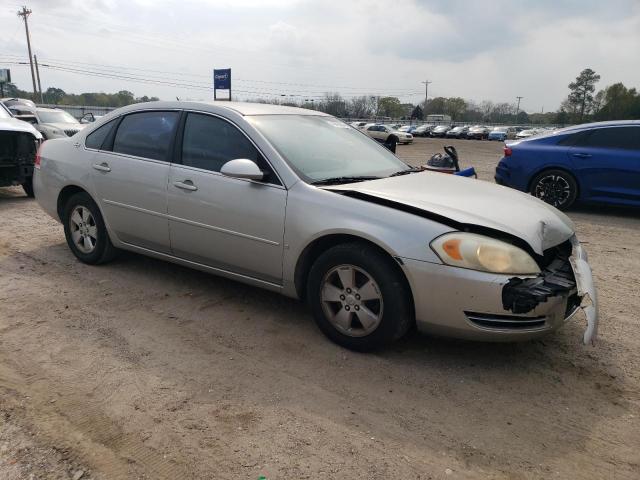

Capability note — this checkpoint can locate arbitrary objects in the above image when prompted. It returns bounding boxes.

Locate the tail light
[503,146,512,157]
[34,142,43,169]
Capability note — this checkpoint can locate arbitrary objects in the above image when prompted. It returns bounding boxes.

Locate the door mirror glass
[220,159,264,181]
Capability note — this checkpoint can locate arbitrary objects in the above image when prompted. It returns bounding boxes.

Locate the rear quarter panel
[34,137,97,222]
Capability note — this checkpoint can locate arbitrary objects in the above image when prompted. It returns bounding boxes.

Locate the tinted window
[578,127,640,150]
[113,111,178,161]
[181,113,275,180]
[85,120,115,150]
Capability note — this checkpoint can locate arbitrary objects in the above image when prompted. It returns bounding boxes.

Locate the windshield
[493,127,508,132]
[0,105,11,119]
[37,110,79,124]
[247,115,410,182]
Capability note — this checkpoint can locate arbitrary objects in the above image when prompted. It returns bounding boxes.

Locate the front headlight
[430,232,540,275]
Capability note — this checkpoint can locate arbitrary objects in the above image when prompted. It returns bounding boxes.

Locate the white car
[516,128,543,139]
[365,124,413,144]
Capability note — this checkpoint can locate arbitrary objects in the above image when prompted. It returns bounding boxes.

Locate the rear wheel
[530,169,578,210]
[307,242,413,351]
[62,192,118,264]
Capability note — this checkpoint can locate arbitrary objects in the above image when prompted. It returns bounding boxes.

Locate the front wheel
[307,243,413,351]
[530,169,578,210]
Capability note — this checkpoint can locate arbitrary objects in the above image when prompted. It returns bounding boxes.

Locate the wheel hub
[320,265,383,337]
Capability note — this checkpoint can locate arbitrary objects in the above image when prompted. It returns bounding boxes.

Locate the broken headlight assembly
[430,232,541,275]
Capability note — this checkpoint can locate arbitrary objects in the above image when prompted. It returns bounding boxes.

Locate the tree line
[1,83,159,107]
[2,68,638,124]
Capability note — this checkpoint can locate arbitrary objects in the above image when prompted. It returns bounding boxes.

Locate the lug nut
[340,295,345,300]
[346,288,352,293]
[354,305,360,311]
[355,294,360,300]
[344,305,350,311]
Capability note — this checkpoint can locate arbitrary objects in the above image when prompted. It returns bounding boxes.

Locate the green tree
[45,87,66,104]
[567,68,601,122]
[377,96,404,118]
[411,105,423,120]
[594,83,640,120]
[444,97,466,121]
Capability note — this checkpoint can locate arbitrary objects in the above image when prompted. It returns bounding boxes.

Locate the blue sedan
[495,121,640,210]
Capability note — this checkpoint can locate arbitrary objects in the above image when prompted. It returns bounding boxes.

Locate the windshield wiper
[311,175,382,186]
[389,167,424,177]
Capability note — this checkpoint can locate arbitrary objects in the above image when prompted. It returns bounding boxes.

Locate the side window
[367,126,375,131]
[581,127,640,150]
[113,111,178,161]
[557,131,590,147]
[181,113,280,184]
[85,119,116,150]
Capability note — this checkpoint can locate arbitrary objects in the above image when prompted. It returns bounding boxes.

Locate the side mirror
[220,159,264,181]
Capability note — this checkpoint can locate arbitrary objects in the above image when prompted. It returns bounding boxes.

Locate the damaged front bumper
[401,237,598,344]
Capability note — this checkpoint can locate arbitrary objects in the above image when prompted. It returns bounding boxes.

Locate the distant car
[488,126,517,141]
[466,125,491,140]
[430,125,452,137]
[516,128,542,139]
[495,120,640,210]
[365,124,413,144]
[413,124,434,137]
[1,97,37,111]
[0,102,42,196]
[12,107,87,140]
[446,126,469,139]
[350,121,368,130]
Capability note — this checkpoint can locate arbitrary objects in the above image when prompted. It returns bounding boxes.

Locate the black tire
[62,192,118,264]
[22,177,34,197]
[307,242,413,351]
[529,169,578,210]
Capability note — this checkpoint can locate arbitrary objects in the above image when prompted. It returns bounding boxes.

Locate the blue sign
[213,69,231,90]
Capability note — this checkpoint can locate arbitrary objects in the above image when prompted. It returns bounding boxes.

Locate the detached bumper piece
[502,253,576,315]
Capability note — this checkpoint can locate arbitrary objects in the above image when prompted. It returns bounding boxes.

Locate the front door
[167,112,287,284]
[569,125,640,204]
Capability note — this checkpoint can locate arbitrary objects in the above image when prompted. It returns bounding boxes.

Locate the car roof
[560,120,640,132]
[113,100,330,117]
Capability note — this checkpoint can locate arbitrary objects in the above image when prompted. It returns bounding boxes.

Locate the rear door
[90,110,179,252]
[167,112,287,284]
[569,126,640,204]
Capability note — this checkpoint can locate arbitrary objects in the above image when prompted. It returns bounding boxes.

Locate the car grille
[465,311,547,330]
[64,129,80,137]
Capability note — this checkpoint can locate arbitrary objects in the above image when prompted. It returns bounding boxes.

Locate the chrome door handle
[572,153,592,158]
[92,162,111,172]
[173,180,198,191]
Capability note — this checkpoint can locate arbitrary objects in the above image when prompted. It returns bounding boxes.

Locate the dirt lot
[1,138,638,479]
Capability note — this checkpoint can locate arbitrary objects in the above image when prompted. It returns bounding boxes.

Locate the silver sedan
[33,101,598,351]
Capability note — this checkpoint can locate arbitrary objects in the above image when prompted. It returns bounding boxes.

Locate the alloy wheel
[320,264,384,337]
[69,205,98,254]
[534,174,571,208]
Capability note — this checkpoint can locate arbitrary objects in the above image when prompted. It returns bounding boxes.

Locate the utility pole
[515,96,523,118]
[422,80,432,115]
[17,6,38,99]
[34,54,43,103]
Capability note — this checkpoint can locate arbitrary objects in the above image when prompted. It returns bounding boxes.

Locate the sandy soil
[0,138,638,479]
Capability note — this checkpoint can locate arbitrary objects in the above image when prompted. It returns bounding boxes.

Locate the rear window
[85,120,116,150]
[113,111,179,161]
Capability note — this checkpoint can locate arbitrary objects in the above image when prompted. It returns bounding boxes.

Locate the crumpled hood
[326,172,575,255]
[0,117,42,139]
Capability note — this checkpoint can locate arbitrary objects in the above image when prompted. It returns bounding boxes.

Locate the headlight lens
[430,232,540,275]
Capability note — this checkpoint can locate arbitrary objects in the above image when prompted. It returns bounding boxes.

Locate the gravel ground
[0,138,638,479]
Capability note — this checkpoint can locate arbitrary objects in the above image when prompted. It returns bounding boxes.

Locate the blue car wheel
[529,169,578,210]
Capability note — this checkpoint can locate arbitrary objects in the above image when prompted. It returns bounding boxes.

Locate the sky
[1,0,639,112]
